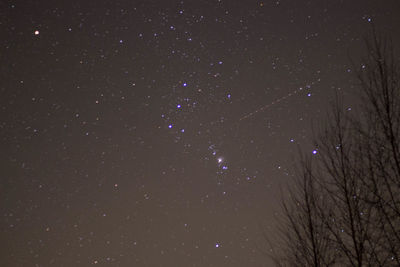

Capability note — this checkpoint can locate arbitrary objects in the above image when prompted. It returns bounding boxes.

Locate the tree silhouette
[268,28,400,266]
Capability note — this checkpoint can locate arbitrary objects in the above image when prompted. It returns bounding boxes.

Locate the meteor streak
[239,87,304,121]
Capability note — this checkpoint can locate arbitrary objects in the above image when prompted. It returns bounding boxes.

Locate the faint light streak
[239,86,305,121]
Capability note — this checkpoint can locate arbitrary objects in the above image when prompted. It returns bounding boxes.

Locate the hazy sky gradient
[1,1,399,266]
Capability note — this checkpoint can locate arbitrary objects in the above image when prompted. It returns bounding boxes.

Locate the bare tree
[315,100,376,267]
[355,27,400,265]
[268,155,337,267]
[269,28,400,266]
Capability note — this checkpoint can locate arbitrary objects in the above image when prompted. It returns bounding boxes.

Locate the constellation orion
[163,82,316,187]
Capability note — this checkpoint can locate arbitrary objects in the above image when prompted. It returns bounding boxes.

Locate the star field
[1,0,399,266]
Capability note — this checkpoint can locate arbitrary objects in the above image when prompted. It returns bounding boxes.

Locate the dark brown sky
[1,0,399,266]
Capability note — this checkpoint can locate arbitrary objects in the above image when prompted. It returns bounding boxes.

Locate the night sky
[1,1,400,266]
